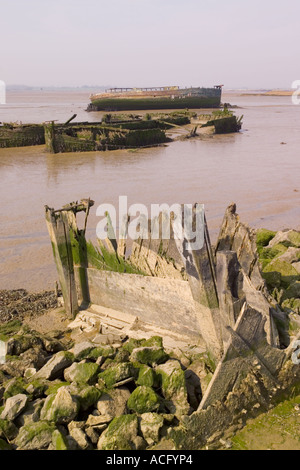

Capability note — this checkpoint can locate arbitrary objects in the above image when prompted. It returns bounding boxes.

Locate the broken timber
[45,200,291,413]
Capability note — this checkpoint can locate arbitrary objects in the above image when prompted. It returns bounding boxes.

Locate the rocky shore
[0,311,212,451]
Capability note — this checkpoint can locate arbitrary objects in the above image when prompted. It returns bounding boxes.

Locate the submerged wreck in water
[42,198,300,449]
[0,110,242,153]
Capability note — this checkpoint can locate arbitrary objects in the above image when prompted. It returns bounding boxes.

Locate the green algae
[127,386,160,414]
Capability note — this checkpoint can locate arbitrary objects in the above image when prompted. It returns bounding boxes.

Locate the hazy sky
[0,0,299,89]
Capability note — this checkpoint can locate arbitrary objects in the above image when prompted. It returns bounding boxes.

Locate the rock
[64,362,100,385]
[268,230,300,249]
[69,383,102,411]
[1,393,28,421]
[156,360,190,418]
[96,387,131,418]
[140,412,164,445]
[67,420,85,432]
[3,377,27,399]
[24,368,37,380]
[15,421,56,450]
[15,398,44,427]
[0,438,12,450]
[25,379,48,399]
[85,426,100,444]
[34,351,74,380]
[293,261,300,274]
[282,281,300,301]
[6,334,44,356]
[69,428,92,450]
[130,347,169,367]
[263,259,299,289]
[276,247,300,264]
[72,341,95,360]
[0,419,19,441]
[86,414,112,426]
[136,365,156,387]
[184,369,202,411]
[98,362,135,388]
[40,387,80,425]
[52,429,69,450]
[127,386,160,414]
[97,414,139,450]
[256,229,277,249]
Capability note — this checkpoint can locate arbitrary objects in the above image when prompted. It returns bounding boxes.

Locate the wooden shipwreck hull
[88,86,222,111]
[45,198,297,430]
[0,123,45,148]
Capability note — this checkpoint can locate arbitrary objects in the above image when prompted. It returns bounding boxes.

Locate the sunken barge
[87,86,223,112]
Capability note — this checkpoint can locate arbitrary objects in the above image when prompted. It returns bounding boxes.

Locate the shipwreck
[42,198,300,449]
[87,86,223,112]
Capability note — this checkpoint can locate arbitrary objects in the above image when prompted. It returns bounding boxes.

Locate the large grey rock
[140,413,164,446]
[268,230,300,249]
[15,398,44,427]
[69,428,92,450]
[15,421,56,450]
[97,414,139,450]
[96,387,131,419]
[64,361,99,384]
[40,387,80,425]
[34,351,74,380]
[0,394,28,421]
[156,360,190,417]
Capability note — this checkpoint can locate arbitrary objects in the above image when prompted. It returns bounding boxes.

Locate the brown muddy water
[0,90,300,292]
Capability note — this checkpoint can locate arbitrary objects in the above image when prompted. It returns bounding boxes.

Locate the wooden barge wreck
[87,85,223,112]
[44,199,300,448]
[0,109,242,153]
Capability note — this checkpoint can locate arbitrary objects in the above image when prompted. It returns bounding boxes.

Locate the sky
[0,0,299,89]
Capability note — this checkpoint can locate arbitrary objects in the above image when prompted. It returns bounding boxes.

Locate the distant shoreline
[241,90,293,97]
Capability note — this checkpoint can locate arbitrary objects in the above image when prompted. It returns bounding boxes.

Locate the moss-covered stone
[15,420,56,450]
[45,381,71,396]
[98,362,136,389]
[52,429,69,450]
[0,319,22,342]
[97,414,139,450]
[122,338,145,354]
[136,365,156,387]
[40,388,80,425]
[130,347,169,367]
[64,362,100,385]
[256,229,277,249]
[25,379,48,399]
[140,412,164,445]
[0,418,19,441]
[263,259,300,289]
[259,243,288,260]
[70,384,102,411]
[0,438,12,450]
[3,377,27,400]
[156,360,190,417]
[127,386,160,414]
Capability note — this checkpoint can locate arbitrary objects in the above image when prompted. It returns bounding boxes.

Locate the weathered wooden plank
[171,204,223,359]
[45,207,79,318]
[86,267,201,342]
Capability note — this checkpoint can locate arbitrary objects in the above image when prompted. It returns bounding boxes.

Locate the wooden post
[171,204,223,360]
[45,199,94,318]
[45,206,79,318]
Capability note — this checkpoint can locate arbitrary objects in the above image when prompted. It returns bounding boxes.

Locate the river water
[0,90,299,292]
